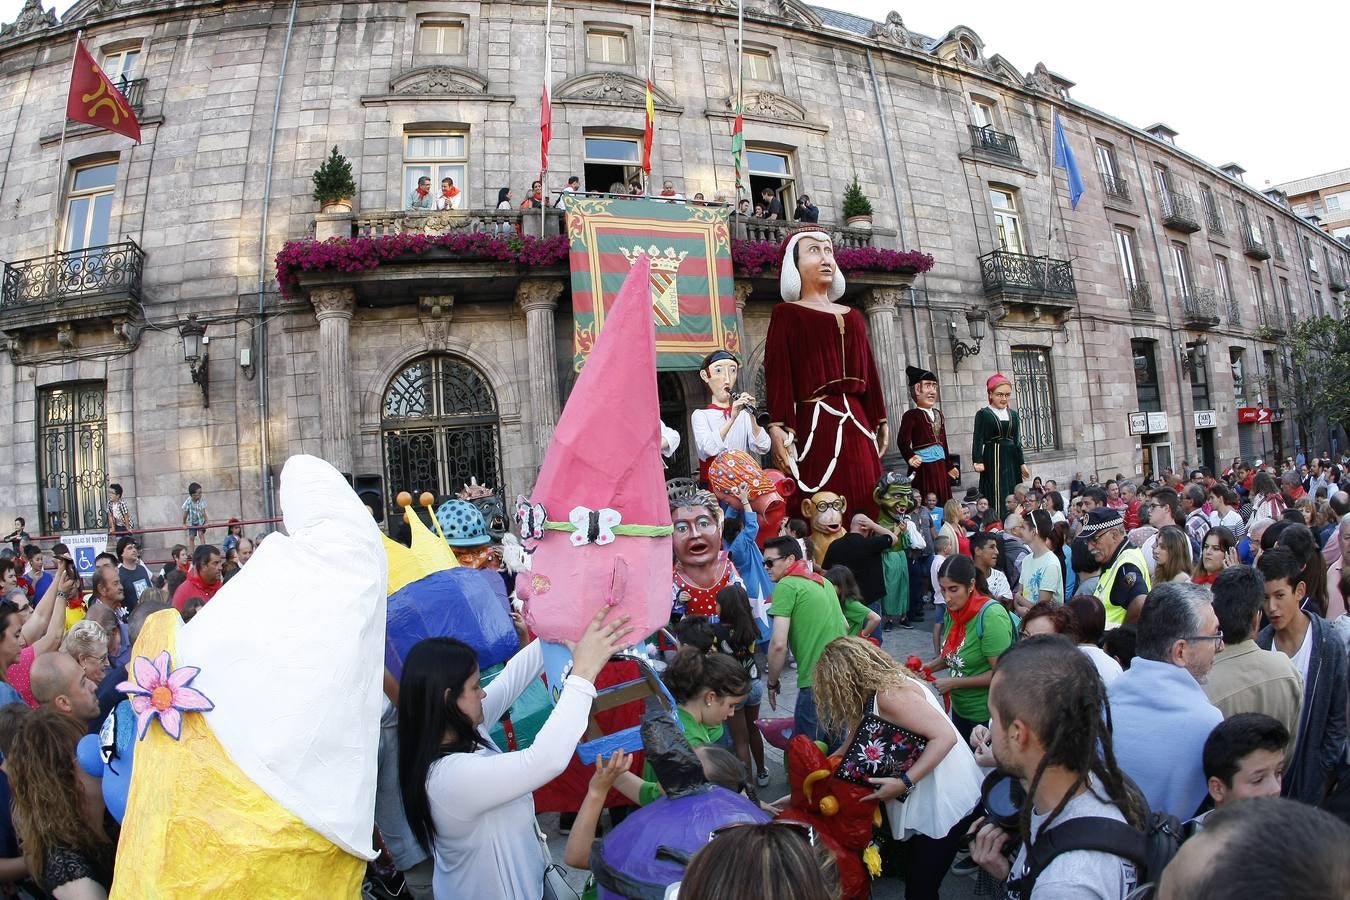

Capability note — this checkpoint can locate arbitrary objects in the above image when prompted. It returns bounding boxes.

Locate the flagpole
[645,0,655,196]
[735,0,744,201]
[52,30,82,254]
[541,0,552,235]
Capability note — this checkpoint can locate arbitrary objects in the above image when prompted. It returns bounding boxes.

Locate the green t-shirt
[842,599,873,636]
[939,601,1015,722]
[768,575,848,688]
[639,706,723,805]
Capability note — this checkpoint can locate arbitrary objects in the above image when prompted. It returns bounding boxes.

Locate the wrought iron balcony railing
[1127,281,1151,312]
[114,77,147,115]
[1258,303,1284,335]
[1180,286,1219,327]
[1226,295,1241,325]
[979,249,1077,300]
[1160,192,1201,233]
[1204,207,1224,235]
[1102,173,1130,203]
[2,240,144,308]
[968,125,1020,161]
[1243,231,1270,260]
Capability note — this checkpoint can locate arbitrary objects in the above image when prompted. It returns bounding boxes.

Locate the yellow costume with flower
[111,456,388,898]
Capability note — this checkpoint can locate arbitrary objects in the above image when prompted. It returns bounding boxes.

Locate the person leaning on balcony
[435,177,462,211]
[519,180,545,210]
[408,176,434,212]
[794,195,819,223]
[759,187,784,220]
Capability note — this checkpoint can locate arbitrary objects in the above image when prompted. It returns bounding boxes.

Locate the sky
[2,0,1344,188]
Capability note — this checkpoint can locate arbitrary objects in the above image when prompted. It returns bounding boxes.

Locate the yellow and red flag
[641,78,654,176]
[66,38,141,143]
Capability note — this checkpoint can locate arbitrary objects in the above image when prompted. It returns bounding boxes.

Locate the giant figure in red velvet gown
[765,229,887,520]
[896,365,958,504]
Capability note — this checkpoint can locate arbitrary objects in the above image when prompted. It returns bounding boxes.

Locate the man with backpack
[971,635,1166,898]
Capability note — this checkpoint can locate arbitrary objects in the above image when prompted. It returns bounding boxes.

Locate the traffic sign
[63,533,109,581]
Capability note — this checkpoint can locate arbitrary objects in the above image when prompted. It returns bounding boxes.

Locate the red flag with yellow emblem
[66,39,141,143]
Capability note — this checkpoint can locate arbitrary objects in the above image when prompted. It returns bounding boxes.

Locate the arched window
[381,354,503,504]
[38,382,107,532]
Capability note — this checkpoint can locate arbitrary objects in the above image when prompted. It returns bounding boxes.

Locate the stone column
[863,287,906,465]
[310,286,356,473]
[516,279,566,463]
[733,280,753,356]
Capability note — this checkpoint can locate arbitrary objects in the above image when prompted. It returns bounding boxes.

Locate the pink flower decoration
[116,651,214,741]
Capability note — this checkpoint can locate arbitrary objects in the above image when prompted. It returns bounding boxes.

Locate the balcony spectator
[222,519,243,556]
[435,177,462,211]
[628,179,643,196]
[794,195,819,223]
[691,192,706,204]
[554,175,580,208]
[106,484,133,538]
[736,198,750,215]
[408,175,433,211]
[495,187,513,210]
[520,180,545,210]
[759,187,784,220]
[658,180,683,201]
[753,204,765,218]
[2,520,28,556]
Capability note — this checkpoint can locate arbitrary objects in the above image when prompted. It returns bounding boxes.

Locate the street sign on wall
[1194,410,1217,428]
[1237,407,1273,425]
[1146,412,1169,434]
[1128,412,1148,435]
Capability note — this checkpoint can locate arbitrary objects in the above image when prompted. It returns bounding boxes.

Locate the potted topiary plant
[842,175,873,230]
[312,145,357,213]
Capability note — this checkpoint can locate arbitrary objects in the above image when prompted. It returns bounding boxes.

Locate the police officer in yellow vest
[1083,507,1151,628]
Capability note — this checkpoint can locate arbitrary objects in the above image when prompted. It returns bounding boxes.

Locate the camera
[981,769,1026,832]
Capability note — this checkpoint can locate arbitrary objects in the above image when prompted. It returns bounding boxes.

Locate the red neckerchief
[674,556,735,617]
[707,402,733,421]
[784,559,824,586]
[416,185,429,198]
[442,186,460,199]
[941,592,991,659]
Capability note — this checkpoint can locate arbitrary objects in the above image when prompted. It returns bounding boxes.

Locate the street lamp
[949,308,987,369]
[180,315,209,407]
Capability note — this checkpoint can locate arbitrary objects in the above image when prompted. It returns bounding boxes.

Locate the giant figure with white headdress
[764,228,887,519]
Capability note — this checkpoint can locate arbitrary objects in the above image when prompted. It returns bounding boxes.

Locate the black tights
[888,810,978,900]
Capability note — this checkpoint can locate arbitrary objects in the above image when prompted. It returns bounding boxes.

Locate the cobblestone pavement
[540,601,984,898]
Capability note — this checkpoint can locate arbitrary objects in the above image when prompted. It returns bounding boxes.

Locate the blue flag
[1053,111,1085,210]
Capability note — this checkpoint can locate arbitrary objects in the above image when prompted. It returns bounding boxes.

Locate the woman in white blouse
[397,608,632,900]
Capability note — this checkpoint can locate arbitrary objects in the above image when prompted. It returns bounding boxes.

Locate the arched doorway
[381,354,504,509]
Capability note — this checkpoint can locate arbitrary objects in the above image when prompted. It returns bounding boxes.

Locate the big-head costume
[897,365,956,503]
[765,229,885,519]
[111,455,387,898]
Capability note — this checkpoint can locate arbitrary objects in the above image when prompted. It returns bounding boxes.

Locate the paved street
[540,601,984,898]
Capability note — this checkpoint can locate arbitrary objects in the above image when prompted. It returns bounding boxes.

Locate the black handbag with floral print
[834,693,927,789]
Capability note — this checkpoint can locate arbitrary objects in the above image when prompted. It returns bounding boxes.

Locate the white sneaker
[757,769,771,788]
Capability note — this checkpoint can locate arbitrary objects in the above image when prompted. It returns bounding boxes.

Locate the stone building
[1274,167,1350,245]
[0,0,1346,539]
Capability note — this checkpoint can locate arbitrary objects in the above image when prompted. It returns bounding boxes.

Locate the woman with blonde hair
[9,708,117,896]
[1151,525,1193,584]
[59,620,110,690]
[813,637,982,900]
[940,499,969,558]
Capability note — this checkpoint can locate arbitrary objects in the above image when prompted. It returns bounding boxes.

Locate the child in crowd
[929,534,952,653]
[823,566,880,640]
[182,482,208,549]
[1198,713,1288,824]
[721,485,772,631]
[783,518,812,570]
[222,518,243,556]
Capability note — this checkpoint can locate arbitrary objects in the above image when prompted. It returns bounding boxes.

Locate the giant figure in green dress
[972,373,1030,508]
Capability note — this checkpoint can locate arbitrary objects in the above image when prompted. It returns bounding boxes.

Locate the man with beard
[1108,582,1224,819]
[670,487,744,621]
[690,350,770,487]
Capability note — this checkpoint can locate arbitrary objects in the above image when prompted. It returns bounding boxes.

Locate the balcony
[978,249,1076,312]
[1127,281,1152,312]
[1102,173,1130,203]
[1180,286,1220,329]
[1330,268,1347,293]
[1227,295,1241,325]
[1257,304,1285,337]
[114,77,147,115]
[1243,232,1270,260]
[1204,208,1224,235]
[0,241,144,361]
[968,125,1020,162]
[344,207,881,249]
[1159,192,1201,233]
